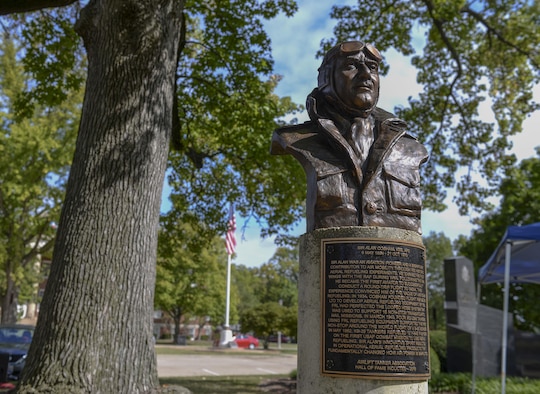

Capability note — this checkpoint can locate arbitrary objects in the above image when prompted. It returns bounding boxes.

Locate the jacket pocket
[383,163,421,216]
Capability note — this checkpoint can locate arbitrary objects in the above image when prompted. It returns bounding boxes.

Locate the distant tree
[239,301,295,348]
[232,264,263,312]
[328,0,539,215]
[238,246,299,345]
[280,304,298,340]
[452,234,469,258]
[155,214,228,343]
[255,245,299,307]
[0,34,81,323]
[459,150,540,330]
[423,231,453,330]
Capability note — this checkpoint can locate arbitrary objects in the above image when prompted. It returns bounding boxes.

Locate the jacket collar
[315,108,407,187]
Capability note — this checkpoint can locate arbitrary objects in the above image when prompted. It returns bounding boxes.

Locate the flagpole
[225,253,231,328]
[220,203,236,347]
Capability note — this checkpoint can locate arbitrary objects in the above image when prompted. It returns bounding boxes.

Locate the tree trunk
[18,1,184,392]
[173,309,182,345]
[1,272,19,324]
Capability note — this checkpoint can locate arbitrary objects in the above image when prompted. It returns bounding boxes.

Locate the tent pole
[501,241,512,394]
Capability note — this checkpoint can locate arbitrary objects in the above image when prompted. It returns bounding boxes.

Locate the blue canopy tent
[477,222,540,393]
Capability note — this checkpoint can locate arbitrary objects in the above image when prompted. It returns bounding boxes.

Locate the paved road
[157,352,297,377]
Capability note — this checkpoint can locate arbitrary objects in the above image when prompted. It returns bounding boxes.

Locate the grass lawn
[155,340,298,356]
[159,374,293,393]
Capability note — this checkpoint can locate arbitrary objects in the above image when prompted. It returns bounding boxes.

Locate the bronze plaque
[321,239,430,379]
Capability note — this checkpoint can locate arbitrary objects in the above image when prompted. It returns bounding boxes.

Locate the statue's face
[332,51,380,111]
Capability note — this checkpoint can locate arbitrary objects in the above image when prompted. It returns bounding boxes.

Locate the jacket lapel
[318,118,364,187]
[364,118,407,185]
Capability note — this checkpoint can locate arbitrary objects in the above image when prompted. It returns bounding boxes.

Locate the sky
[166,0,539,269]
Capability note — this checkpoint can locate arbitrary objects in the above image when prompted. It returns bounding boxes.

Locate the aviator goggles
[323,41,383,64]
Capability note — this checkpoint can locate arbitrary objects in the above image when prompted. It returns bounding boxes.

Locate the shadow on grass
[160,375,295,394]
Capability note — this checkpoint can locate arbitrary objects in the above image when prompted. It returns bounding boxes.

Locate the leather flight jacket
[271,107,429,234]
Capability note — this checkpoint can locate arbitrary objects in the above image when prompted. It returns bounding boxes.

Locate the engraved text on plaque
[322,239,430,379]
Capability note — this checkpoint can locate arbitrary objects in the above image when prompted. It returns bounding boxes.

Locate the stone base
[219,328,234,348]
[298,226,429,394]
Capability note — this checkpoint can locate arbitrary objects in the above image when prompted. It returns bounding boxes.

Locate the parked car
[267,334,292,343]
[0,324,35,380]
[234,334,259,349]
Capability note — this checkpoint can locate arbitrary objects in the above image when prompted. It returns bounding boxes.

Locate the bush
[430,347,441,374]
[430,330,447,372]
[429,373,540,393]
[429,372,471,393]
[289,369,297,380]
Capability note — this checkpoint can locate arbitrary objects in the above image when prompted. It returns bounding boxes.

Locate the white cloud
[232,234,278,268]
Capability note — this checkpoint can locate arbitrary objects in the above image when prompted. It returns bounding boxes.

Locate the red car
[234,334,259,349]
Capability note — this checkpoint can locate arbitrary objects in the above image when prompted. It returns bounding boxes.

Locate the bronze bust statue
[271,41,428,234]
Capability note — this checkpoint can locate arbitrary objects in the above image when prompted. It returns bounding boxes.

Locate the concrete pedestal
[219,328,234,348]
[298,226,429,394]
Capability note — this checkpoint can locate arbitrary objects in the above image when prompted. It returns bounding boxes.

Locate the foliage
[429,373,540,394]
[232,264,263,312]
[1,6,85,118]
[3,1,306,242]
[235,245,299,338]
[430,347,441,374]
[429,330,447,372]
[289,369,297,380]
[327,0,539,215]
[0,33,81,322]
[254,245,299,307]
[423,231,453,330]
[155,214,230,335]
[239,301,295,340]
[166,0,305,239]
[458,151,540,330]
[429,372,474,393]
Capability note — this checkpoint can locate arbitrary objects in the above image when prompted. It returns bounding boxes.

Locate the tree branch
[0,0,77,15]
[461,5,539,69]
[422,0,463,135]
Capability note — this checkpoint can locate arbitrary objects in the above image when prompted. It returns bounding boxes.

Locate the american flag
[225,204,237,255]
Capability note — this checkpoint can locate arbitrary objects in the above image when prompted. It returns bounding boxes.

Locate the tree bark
[1,271,19,324]
[172,309,182,344]
[17,0,184,392]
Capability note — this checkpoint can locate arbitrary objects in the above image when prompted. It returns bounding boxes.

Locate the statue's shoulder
[373,107,407,128]
[374,107,425,143]
[274,121,318,135]
[372,106,397,121]
[271,121,319,155]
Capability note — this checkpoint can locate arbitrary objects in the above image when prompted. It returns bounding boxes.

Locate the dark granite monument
[445,256,540,378]
[444,256,514,376]
[271,41,431,392]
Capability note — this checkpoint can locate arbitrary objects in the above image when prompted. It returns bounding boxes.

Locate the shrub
[430,330,447,372]
[429,373,540,393]
[430,347,441,374]
[289,369,297,380]
[429,373,472,393]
